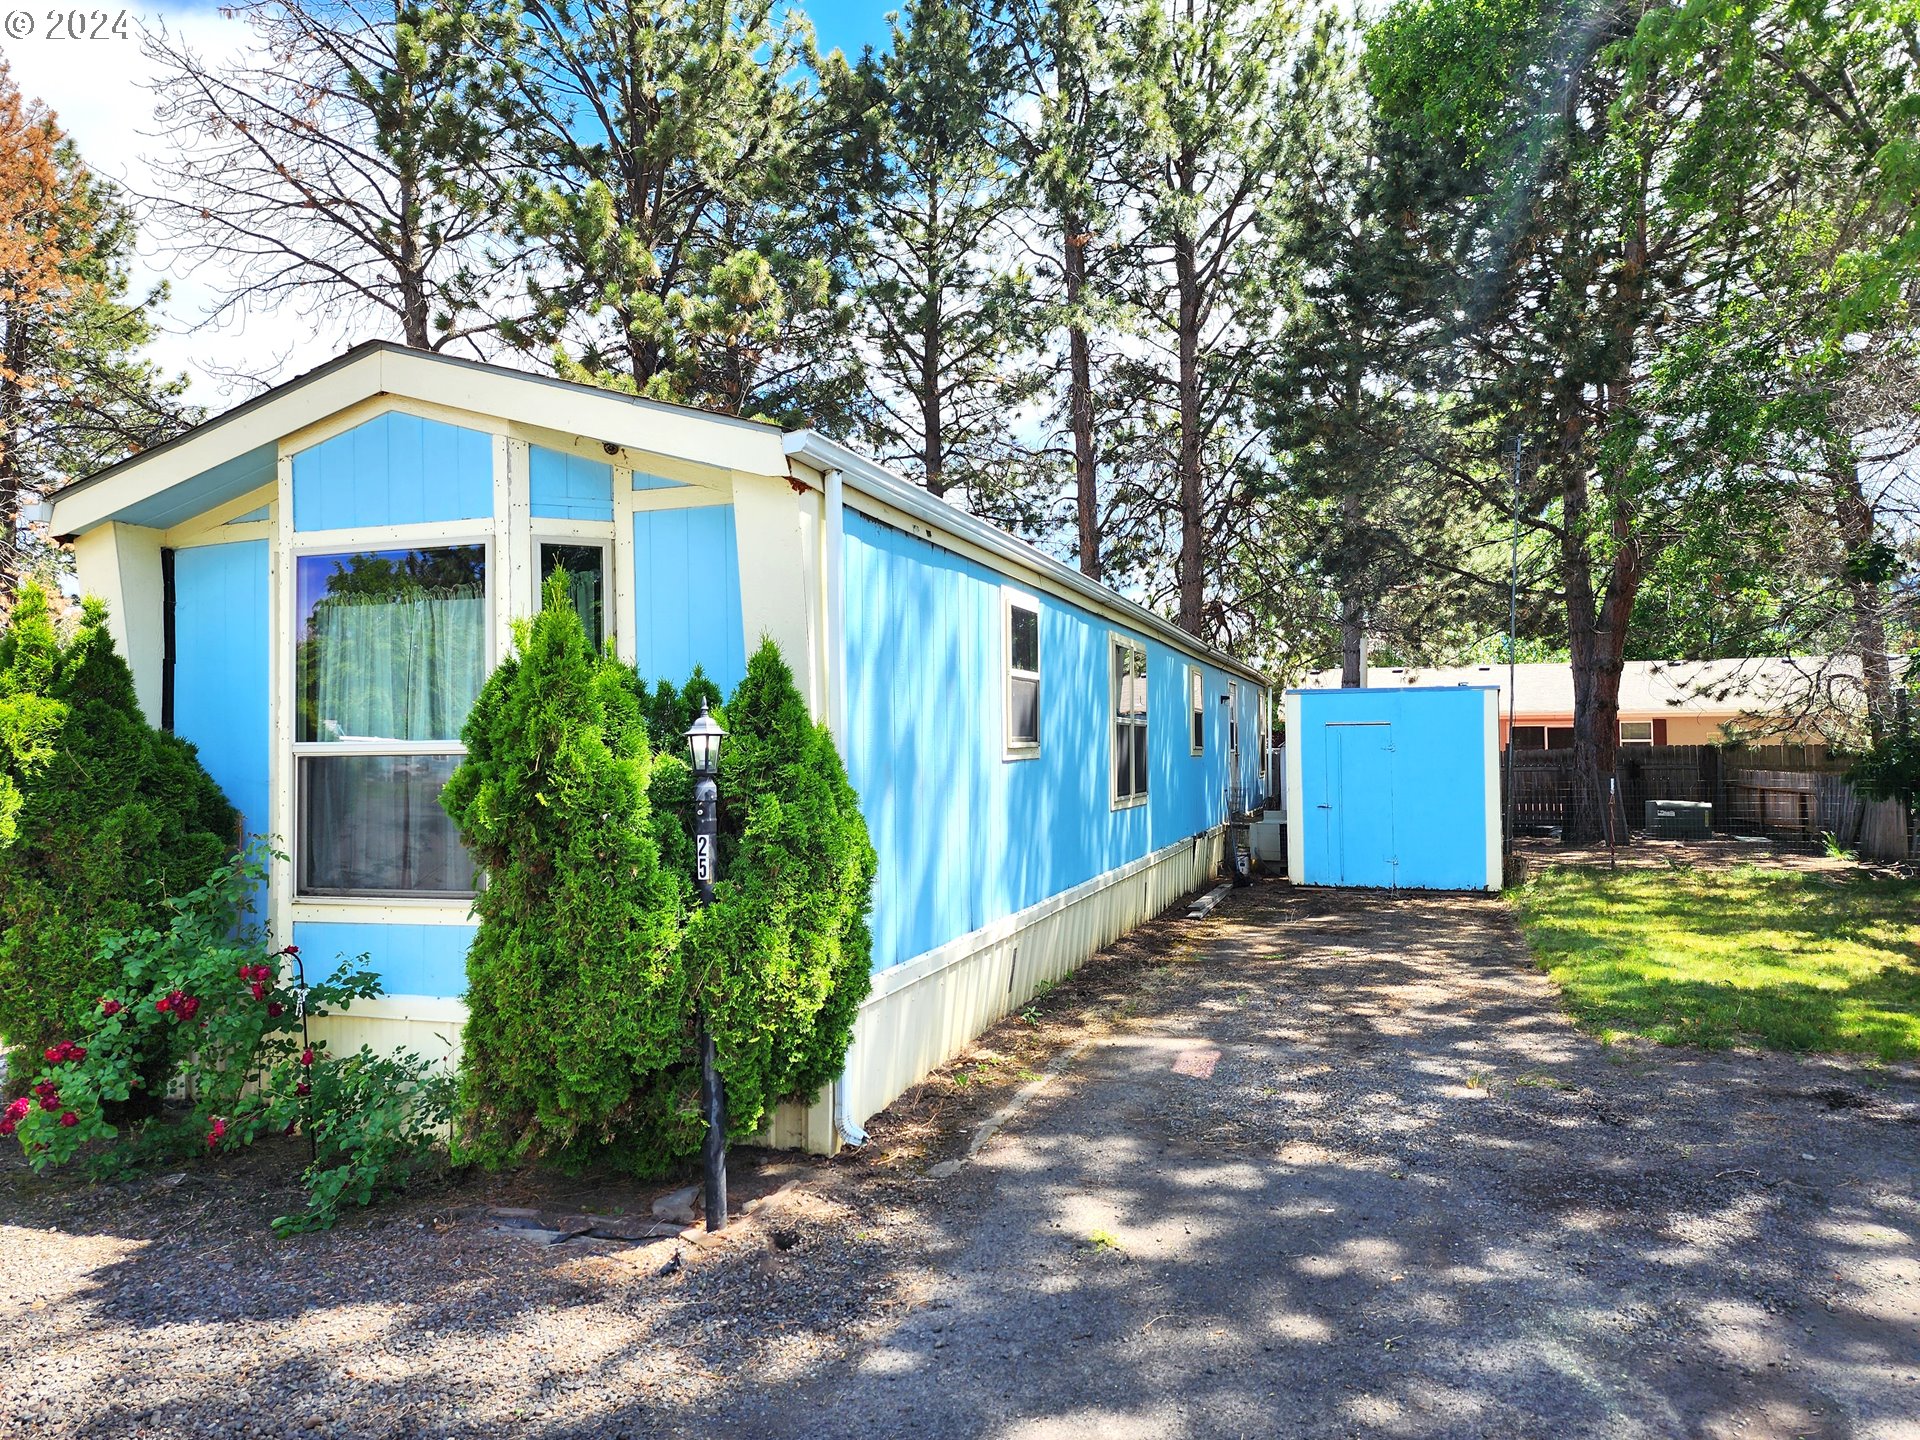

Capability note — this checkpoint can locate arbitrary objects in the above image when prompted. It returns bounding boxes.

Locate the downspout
[822,467,867,1148]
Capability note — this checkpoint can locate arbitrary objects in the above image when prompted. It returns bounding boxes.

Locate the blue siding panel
[631,505,746,691]
[1296,687,1493,890]
[291,922,475,999]
[291,413,493,530]
[843,512,1233,973]
[171,542,271,922]
[531,446,615,521]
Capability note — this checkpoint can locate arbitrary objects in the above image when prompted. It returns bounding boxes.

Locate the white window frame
[289,531,493,903]
[1620,719,1655,746]
[1111,633,1148,809]
[1189,664,1205,755]
[1003,587,1042,760]
[535,533,614,650]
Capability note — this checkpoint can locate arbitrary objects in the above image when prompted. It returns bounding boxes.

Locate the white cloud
[5,6,353,407]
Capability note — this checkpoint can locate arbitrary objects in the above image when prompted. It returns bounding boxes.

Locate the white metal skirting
[304,827,1227,1158]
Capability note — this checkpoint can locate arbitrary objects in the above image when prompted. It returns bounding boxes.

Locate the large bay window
[294,544,486,898]
[1112,635,1148,807]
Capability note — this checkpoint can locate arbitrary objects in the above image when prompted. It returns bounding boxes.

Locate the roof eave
[785,430,1270,689]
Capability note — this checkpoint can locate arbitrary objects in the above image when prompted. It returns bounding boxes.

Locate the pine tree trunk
[1064,221,1099,580]
[1831,453,1893,738]
[1560,455,1637,848]
[1173,213,1204,637]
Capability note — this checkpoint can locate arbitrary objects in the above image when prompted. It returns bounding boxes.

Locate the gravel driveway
[4,877,1918,1439]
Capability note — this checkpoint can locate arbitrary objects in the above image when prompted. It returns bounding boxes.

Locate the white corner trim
[863,827,1225,1008]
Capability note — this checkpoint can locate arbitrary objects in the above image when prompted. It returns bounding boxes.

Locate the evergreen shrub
[441,572,693,1172]
[0,583,236,1091]
[669,640,877,1140]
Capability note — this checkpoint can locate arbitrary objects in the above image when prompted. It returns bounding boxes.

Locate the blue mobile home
[47,344,1270,1148]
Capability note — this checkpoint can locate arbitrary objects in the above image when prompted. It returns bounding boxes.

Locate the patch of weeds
[1085,1228,1123,1253]
[1511,1071,1575,1092]
[1463,1071,1493,1091]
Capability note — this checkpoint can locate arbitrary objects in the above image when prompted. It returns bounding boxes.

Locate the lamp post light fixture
[684,700,729,1231]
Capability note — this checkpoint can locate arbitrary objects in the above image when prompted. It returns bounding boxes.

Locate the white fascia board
[784,430,1270,689]
[51,345,789,539]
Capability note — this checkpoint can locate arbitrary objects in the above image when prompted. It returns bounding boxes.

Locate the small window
[539,541,609,649]
[1112,636,1148,806]
[1005,595,1040,754]
[1620,720,1654,746]
[1509,724,1547,751]
[1547,726,1575,750]
[1189,666,1205,754]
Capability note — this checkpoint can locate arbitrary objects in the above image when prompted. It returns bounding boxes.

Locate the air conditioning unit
[1645,799,1712,838]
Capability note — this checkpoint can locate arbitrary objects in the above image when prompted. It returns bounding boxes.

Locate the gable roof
[47,342,786,540]
[47,342,1271,689]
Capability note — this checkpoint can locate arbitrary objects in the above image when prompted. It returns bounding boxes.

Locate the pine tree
[0,61,190,604]
[0,583,236,1092]
[142,0,520,354]
[843,0,1041,502]
[441,573,692,1171]
[502,0,860,423]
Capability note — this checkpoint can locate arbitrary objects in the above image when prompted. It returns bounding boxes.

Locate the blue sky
[801,0,898,58]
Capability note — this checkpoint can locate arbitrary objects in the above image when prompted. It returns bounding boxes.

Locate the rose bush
[6,847,453,1233]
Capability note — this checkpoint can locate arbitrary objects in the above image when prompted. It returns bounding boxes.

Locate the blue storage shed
[1283,685,1502,892]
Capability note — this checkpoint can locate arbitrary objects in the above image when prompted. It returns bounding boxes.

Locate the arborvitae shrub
[441,572,693,1172]
[0,583,236,1093]
[674,640,877,1138]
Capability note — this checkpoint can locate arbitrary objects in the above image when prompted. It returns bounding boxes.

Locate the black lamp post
[684,701,728,1231]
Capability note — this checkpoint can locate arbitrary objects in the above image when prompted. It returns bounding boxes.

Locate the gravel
[4,876,1917,1439]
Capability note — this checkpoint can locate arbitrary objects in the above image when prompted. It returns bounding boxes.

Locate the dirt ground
[4,877,1918,1439]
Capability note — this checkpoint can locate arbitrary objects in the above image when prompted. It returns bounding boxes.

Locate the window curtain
[309,586,486,742]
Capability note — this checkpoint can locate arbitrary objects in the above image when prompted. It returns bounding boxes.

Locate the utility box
[1284,685,1502,892]
[1645,799,1712,838]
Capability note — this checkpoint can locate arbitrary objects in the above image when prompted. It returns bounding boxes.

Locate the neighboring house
[1302,658,1883,749]
[45,342,1270,1151]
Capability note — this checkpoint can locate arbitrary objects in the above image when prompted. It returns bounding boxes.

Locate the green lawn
[1511,863,1920,1062]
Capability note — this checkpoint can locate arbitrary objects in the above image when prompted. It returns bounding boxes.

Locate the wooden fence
[1502,744,1914,860]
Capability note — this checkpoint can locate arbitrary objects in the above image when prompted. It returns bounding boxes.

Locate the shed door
[1319,722,1398,887]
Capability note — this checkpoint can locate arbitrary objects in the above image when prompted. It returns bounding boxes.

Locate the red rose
[300,1048,314,1068]
[250,982,266,1001]
[206,1117,227,1148]
[39,1094,60,1112]
[296,1081,311,1097]
[43,1045,62,1063]
[282,945,300,957]
[237,963,251,979]
[67,1046,85,1063]
[33,1082,55,1101]
[57,1112,77,1128]
[156,996,172,1013]
[267,1002,284,1018]
[176,997,200,1022]
[3,1098,28,1123]
[99,998,122,1017]
[0,1119,14,1137]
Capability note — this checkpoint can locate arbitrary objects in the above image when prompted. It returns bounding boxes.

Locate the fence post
[1703,746,1723,834]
